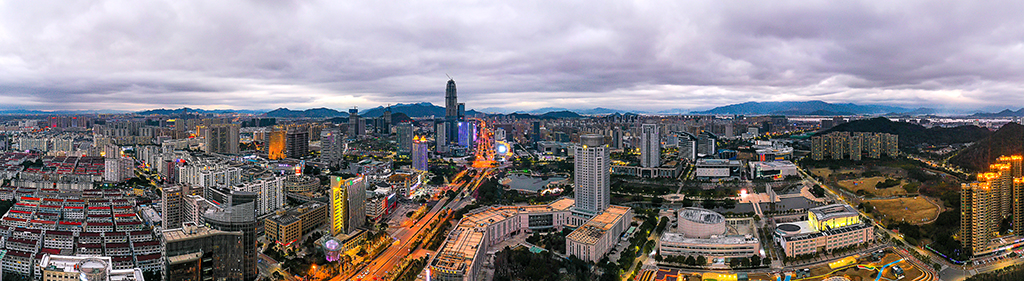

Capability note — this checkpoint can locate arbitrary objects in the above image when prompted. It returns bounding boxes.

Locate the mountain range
[359,102,483,118]
[968,108,1024,118]
[948,122,1024,172]
[136,107,265,115]
[693,101,913,115]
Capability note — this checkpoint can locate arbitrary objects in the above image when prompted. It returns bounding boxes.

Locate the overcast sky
[1,0,1023,112]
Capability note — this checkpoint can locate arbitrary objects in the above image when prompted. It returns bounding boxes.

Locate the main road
[345,168,492,281]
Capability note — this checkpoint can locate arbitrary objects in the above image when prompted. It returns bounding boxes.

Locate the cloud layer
[1,0,1023,112]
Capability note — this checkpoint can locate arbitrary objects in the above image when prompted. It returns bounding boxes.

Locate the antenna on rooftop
[446,73,452,80]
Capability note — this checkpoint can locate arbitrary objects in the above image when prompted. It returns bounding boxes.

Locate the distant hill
[359,102,482,118]
[694,101,910,115]
[821,117,993,148]
[264,108,347,118]
[325,112,412,124]
[969,108,1024,118]
[135,108,262,115]
[539,110,583,119]
[949,123,1024,172]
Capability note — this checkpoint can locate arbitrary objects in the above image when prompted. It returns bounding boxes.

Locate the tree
[655,254,664,262]
[696,256,706,266]
[684,256,696,266]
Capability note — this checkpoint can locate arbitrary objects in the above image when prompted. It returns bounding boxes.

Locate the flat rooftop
[809,204,859,221]
[566,205,630,245]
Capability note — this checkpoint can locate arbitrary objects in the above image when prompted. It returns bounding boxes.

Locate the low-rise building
[774,204,874,257]
[565,205,633,263]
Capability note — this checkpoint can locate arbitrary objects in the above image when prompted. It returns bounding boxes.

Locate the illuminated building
[329,176,366,236]
[572,134,610,220]
[266,128,286,160]
[962,180,997,255]
[203,124,240,155]
[323,237,344,262]
[775,204,873,257]
[265,201,328,248]
[412,136,428,171]
[640,124,660,168]
[659,208,760,261]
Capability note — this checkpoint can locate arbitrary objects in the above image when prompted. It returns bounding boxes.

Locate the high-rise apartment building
[611,127,623,150]
[412,136,429,171]
[573,134,610,219]
[640,124,660,168]
[960,155,1024,256]
[330,176,366,236]
[203,123,240,155]
[810,132,898,161]
[285,126,309,159]
[321,127,345,166]
[162,185,184,229]
[435,122,448,153]
[678,132,697,162]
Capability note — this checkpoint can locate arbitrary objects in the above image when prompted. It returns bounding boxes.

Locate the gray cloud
[1,0,1023,112]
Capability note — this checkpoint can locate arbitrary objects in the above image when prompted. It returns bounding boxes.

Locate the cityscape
[1,2,1024,281]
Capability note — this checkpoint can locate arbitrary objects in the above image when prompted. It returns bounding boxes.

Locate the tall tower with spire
[444,78,459,145]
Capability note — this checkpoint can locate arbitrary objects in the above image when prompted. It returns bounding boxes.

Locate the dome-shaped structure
[677,207,726,238]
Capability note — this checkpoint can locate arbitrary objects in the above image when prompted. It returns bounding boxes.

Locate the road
[347,168,491,281]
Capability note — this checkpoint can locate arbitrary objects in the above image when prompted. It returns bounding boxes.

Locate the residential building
[640,124,660,168]
[572,134,610,219]
[203,124,240,155]
[162,185,184,229]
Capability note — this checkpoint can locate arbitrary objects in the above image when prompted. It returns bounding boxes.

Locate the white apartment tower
[640,124,660,168]
[573,134,610,219]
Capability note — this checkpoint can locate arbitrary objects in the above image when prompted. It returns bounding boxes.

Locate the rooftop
[808,204,859,222]
[566,205,630,245]
[678,208,724,225]
[660,232,759,245]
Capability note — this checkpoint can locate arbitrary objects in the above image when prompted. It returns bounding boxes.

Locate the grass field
[868,197,940,225]
[810,168,862,179]
[837,176,908,197]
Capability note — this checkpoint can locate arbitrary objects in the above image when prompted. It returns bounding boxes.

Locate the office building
[330,176,366,236]
[697,132,717,156]
[611,127,623,150]
[397,122,414,155]
[774,204,874,257]
[162,222,246,281]
[203,124,240,155]
[572,134,610,219]
[677,132,697,162]
[640,124,660,168]
[532,121,542,147]
[566,205,633,263]
[348,108,363,138]
[162,185,184,229]
[445,79,459,145]
[412,136,429,171]
[435,122,448,153]
[285,126,309,159]
[264,201,328,248]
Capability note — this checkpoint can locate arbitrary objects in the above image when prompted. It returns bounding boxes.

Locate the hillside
[264,108,347,118]
[136,108,262,115]
[360,102,482,118]
[821,117,993,148]
[949,123,1024,172]
[694,100,909,115]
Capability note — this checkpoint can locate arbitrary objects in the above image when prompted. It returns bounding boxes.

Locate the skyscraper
[412,136,428,171]
[697,131,717,156]
[611,127,623,149]
[286,126,309,159]
[330,176,366,236]
[397,122,414,155]
[445,79,458,144]
[203,123,240,155]
[678,132,697,162]
[348,108,362,138]
[640,124,660,168]
[962,180,997,255]
[162,185,184,229]
[573,134,610,219]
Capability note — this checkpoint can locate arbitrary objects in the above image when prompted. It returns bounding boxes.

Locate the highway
[346,168,491,281]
